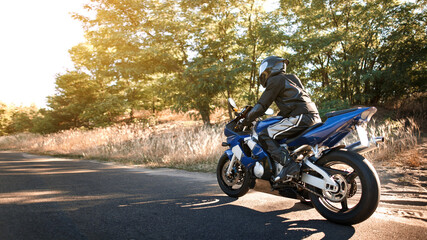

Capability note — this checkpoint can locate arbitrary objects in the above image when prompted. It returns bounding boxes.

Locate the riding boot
[274,157,300,182]
[258,134,300,181]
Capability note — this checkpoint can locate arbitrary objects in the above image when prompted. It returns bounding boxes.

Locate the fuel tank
[255,116,283,134]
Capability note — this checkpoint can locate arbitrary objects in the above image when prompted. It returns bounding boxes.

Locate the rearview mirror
[228,98,238,112]
[265,108,274,115]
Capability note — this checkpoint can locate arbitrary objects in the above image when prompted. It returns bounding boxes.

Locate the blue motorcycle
[217,98,383,225]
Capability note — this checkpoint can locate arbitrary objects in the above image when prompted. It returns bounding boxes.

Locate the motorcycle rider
[242,56,321,181]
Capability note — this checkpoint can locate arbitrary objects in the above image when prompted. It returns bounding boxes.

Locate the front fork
[226,155,238,177]
[226,145,243,177]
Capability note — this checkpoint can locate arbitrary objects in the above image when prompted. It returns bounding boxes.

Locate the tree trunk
[152,94,156,114]
[199,105,211,126]
[129,108,134,123]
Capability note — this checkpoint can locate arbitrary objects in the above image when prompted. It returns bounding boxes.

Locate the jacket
[246,72,319,123]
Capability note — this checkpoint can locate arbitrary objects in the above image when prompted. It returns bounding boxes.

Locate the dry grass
[341,117,423,167]
[0,116,423,172]
[0,121,225,172]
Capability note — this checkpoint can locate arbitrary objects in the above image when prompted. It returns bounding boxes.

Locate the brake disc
[222,161,241,187]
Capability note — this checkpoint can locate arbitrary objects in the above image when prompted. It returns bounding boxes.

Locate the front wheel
[216,153,251,198]
[309,150,380,225]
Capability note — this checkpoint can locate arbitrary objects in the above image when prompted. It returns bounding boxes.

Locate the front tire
[216,153,251,198]
[309,150,380,225]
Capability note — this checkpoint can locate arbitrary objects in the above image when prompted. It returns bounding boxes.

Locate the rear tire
[217,153,251,198]
[309,150,380,225]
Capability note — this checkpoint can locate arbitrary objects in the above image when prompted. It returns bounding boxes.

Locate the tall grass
[0,117,421,171]
[0,122,224,172]
[341,118,421,166]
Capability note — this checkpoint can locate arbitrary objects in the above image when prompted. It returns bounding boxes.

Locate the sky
[0,0,89,108]
[0,0,279,108]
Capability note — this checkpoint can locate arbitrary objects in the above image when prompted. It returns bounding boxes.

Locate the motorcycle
[217,98,383,225]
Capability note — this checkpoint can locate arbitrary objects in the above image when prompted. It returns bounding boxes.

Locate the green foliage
[281,0,426,105]
[171,0,240,124]
[30,109,58,134]
[47,70,98,129]
[0,103,40,135]
[317,99,351,120]
[0,103,10,136]
[13,0,422,133]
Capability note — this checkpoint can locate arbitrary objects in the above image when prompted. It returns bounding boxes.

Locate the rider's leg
[258,130,300,180]
[258,114,311,180]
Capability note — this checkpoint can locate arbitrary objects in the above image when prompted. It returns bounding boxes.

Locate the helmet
[258,56,289,87]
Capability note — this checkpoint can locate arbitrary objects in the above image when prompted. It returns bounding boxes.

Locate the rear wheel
[309,150,380,225]
[216,153,251,198]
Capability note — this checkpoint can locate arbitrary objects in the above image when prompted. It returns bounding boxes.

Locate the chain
[292,181,324,198]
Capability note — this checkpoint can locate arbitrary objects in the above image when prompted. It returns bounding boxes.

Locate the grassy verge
[0,121,223,172]
[341,117,423,168]
[0,118,423,172]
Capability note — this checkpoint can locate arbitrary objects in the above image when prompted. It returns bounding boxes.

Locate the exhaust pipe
[346,136,384,153]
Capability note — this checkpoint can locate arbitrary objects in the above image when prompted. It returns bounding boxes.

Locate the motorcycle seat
[285,122,324,144]
[325,108,361,119]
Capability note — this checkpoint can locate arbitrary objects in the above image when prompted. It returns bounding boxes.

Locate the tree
[1,105,38,134]
[39,0,423,132]
[71,0,188,121]
[280,0,426,107]
[171,0,241,124]
[374,3,427,103]
[47,70,97,129]
[0,102,11,136]
[235,0,287,104]
[172,0,289,123]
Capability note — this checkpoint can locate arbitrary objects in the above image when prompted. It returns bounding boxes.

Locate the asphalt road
[0,151,425,240]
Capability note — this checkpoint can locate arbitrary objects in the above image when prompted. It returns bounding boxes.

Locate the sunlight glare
[0,0,89,107]
[263,0,280,12]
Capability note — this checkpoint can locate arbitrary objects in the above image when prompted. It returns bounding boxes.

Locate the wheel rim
[221,160,245,190]
[318,161,363,213]
[322,174,348,202]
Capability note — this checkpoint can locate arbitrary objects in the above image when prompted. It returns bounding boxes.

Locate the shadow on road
[127,195,356,239]
[0,152,356,239]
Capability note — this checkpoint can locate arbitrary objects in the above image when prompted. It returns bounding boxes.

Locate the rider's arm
[255,75,284,113]
[244,75,284,124]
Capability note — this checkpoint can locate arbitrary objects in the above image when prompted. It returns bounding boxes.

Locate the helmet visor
[259,61,268,77]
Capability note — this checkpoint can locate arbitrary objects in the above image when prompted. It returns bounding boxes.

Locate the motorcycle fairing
[225,137,268,168]
[285,107,370,147]
[223,107,374,168]
[224,124,269,168]
[251,143,268,161]
[225,149,233,161]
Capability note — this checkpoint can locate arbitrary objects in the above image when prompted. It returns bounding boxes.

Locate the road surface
[0,151,425,239]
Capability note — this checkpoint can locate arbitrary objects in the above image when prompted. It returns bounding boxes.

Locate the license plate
[356,125,369,147]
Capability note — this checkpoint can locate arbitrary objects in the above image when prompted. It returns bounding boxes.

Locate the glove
[244,103,265,124]
[241,118,253,127]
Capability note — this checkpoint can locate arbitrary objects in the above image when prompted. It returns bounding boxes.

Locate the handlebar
[227,105,253,132]
[236,105,253,119]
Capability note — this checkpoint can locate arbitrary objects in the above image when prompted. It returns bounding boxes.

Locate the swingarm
[300,158,339,192]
